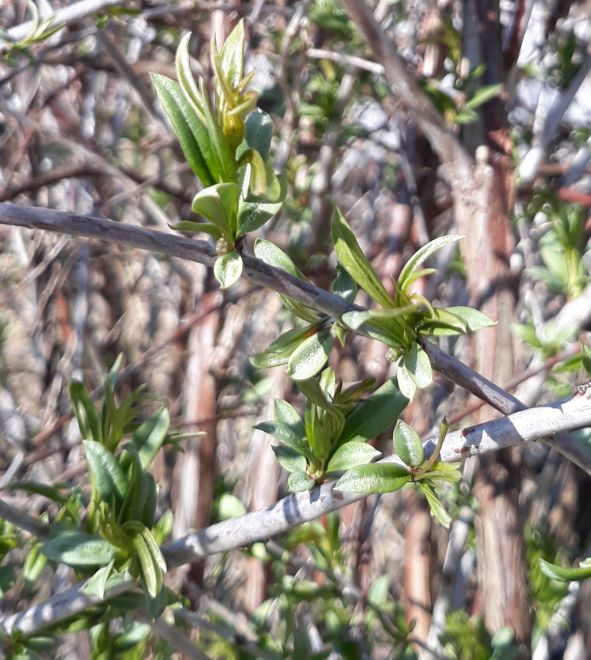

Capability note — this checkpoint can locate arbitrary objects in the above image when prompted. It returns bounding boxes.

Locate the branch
[1,202,589,472]
[2,393,591,637]
[340,0,473,175]
[0,500,49,539]
[1,0,124,51]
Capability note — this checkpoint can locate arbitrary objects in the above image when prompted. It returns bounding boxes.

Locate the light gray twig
[2,392,591,637]
[2,0,123,49]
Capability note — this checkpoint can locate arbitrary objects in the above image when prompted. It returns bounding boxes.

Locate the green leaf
[175,33,208,122]
[214,251,243,289]
[250,325,313,368]
[151,73,216,186]
[218,18,245,88]
[331,209,394,308]
[42,533,117,567]
[70,381,100,443]
[326,441,382,473]
[83,440,128,502]
[274,399,305,438]
[444,306,496,332]
[393,420,424,467]
[24,543,47,582]
[253,238,305,278]
[286,329,333,380]
[335,462,411,494]
[416,482,451,528]
[287,471,316,492]
[245,109,273,161]
[254,420,310,458]
[130,408,170,470]
[465,83,503,110]
[339,378,408,444]
[80,561,115,599]
[192,182,239,235]
[170,220,222,239]
[341,311,403,347]
[237,198,282,236]
[132,531,160,598]
[398,235,463,292]
[539,558,591,582]
[273,445,308,473]
[331,267,357,302]
[396,364,416,401]
[401,344,432,388]
[243,149,282,201]
[1,480,69,505]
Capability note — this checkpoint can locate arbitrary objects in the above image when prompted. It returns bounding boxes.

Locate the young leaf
[274,399,305,438]
[70,381,101,443]
[214,251,243,289]
[396,363,416,401]
[286,329,333,381]
[331,209,394,309]
[272,445,308,473]
[416,482,451,528]
[175,33,207,122]
[83,440,128,502]
[170,220,222,239]
[80,561,115,599]
[151,73,216,186]
[398,235,463,292]
[42,533,117,567]
[341,311,403,347]
[393,420,425,467]
[442,306,496,332]
[539,558,591,582]
[288,471,316,493]
[465,83,503,110]
[130,408,170,470]
[132,531,160,598]
[326,441,382,473]
[218,18,245,89]
[192,182,239,235]
[401,344,432,389]
[250,325,314,368]
[339,378,408,445]
[245,109,273,161]
[332,267,357,302]
[237,198,282,236]
[253,238,305,278]
[335,462,411,494]
[254,420,310,458]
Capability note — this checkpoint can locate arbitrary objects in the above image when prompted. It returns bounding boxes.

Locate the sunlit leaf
[288,471,316,492]
[286,329,333,381]
[401,344,432,388]
[416,482,451,528]
[393,420,424,467]
[151,73,216,186]
[273,445,308,473]
[332,209,393,308]
[83,440,128,502]
[335,462,410,494]
[214,251,243,289]
[539,558,591,582]
[245,109,273,161]
[398,235,463,292]
[339,378,408,445]
[42,533,117,568]
[326,441,381,473]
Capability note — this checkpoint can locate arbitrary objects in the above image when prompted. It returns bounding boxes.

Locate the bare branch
[2,0,124,49]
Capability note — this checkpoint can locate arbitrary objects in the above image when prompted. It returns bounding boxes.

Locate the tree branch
[2,392,591,636]
[1,201,590,472]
